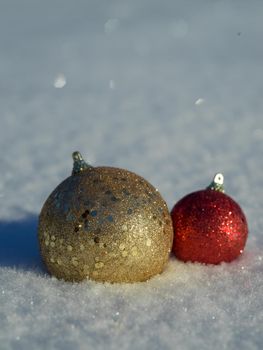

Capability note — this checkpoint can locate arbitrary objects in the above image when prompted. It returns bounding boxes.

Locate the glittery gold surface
[38,166,173,283]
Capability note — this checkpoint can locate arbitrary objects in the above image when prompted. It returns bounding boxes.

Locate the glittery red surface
[171,189,248,264]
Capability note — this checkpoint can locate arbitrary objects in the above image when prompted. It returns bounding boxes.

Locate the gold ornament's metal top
[38,152,173,283]
[72,151,92,175]
[207,173,224,193]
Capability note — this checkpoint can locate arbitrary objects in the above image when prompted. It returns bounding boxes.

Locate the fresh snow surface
[0,1,263,349]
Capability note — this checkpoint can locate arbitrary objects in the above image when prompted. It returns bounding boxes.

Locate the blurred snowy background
[0,1,263,349]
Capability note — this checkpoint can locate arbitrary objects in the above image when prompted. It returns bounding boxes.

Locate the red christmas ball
[171,174,248,264]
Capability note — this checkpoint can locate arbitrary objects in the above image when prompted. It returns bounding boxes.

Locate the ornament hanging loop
[72,151,93,175]
[207,173,224,193]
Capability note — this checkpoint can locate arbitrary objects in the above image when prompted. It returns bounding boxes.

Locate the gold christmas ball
[38,152,173,283]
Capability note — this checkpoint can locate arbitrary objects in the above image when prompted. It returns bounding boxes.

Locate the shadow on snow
[0,215,45,273]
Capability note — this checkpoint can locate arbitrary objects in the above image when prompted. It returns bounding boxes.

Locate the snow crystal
[195,98,205,106]
[109,79,115,90]
[54,74,66,89]
[104,19,120,35]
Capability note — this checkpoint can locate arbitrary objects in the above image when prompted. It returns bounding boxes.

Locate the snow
[0,1,263,349]
[54,74,67,89]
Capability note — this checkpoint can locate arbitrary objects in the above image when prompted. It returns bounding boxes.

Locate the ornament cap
[207,173,224,192]
[72,151,93,175]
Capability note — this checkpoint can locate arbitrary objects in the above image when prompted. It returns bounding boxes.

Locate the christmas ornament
[38,152,173,283]
[171,173,248,264]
